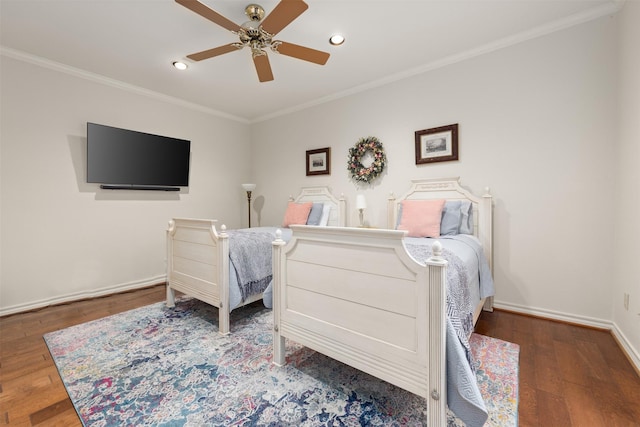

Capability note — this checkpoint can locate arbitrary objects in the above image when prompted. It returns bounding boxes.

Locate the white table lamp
[356,194,367,227]
[241,183,256,227]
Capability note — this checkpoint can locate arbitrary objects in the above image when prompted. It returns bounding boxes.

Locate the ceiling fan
[175,0,330,82]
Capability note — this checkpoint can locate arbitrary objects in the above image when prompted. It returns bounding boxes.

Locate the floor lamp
[241,183,256,228]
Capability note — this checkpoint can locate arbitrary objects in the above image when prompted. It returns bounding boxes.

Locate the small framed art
[414,123,459,164]
[306,147,331,176]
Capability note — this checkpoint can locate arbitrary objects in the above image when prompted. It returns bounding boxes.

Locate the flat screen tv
[87,122,190,191]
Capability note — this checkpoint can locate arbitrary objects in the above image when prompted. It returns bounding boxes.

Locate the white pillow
[319,203,332,226]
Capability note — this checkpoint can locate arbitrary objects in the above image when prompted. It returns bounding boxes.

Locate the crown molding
[253,1,623,123]
[0,46,249,124]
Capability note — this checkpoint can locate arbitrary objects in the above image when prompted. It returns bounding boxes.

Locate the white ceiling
[0,0,619,122]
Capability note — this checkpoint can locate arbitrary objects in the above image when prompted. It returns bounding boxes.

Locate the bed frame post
[166,220,176,308]
[338,193,347,226]
[217,225,230,335]
[387,192,397,229]
[426,241,447,426]
[272,229,287,366]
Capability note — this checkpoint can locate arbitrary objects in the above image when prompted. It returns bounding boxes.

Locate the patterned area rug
[44,298,519,426]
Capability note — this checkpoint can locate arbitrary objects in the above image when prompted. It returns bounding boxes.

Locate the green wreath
[347,136,387,184]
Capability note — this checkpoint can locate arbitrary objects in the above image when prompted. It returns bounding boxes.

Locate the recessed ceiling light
[172,61,188,70]
[329,34,345,46]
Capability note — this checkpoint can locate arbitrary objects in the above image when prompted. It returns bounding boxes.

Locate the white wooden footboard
[272,226,448,426]
[166,218,232,334]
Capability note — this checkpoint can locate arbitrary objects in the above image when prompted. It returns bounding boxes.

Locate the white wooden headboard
[290,186,347,227]
[387,177,493,270]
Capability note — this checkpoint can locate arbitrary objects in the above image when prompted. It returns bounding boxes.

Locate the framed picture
[414,123,459,164]
[306,147,331,176]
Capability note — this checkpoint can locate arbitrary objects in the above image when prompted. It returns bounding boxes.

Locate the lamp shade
[241,183,256,192]
[356,194,367,210]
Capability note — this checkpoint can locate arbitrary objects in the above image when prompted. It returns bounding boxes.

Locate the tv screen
[87,122,190,190]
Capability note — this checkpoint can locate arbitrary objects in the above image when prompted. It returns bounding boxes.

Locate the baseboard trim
[493,300,640,373]
[493,300,611,328]
[0,275,166,317]
[611,323,640,377]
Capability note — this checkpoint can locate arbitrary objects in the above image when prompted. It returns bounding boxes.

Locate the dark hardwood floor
[0,285,168,426]
[1,285,638,426]
[475,309,640,426]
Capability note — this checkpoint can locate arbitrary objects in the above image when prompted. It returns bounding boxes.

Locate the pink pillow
[282,202,313,227]
[397,199,446,237]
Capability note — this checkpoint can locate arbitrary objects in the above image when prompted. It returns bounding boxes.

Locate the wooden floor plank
[534,350,564,395]
[516,382,538,427]
[28,399,74,425]
[554,340,591,386]
[610,368,640,421]
[563,381,607,426]
[536,389,572,426]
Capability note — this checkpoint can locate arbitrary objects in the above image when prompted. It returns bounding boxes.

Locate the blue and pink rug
[44,298,519,426]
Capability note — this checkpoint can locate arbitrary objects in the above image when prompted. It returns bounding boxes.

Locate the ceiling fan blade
[187,43,240,61]
[253,54,274,82]
[260,0,308,36]
[175,0,241,32]
[274,41,329,65]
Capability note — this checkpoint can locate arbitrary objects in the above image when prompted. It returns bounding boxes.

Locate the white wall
[613,1,640,366]
[251,17,618,326]
[0,56,251,314]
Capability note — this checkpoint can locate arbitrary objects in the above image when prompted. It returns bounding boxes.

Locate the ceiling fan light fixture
[172,61,188,70]
[329,34,345,46]
[241,19,261,31]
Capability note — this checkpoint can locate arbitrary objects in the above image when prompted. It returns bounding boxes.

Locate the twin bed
[166,186,346,335]
[166,178,494,426]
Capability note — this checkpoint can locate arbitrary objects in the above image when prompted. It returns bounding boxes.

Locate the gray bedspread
[228,227,292,309]
[405,235,494,427]
[404,242,475,361]
[228,229,277,303]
